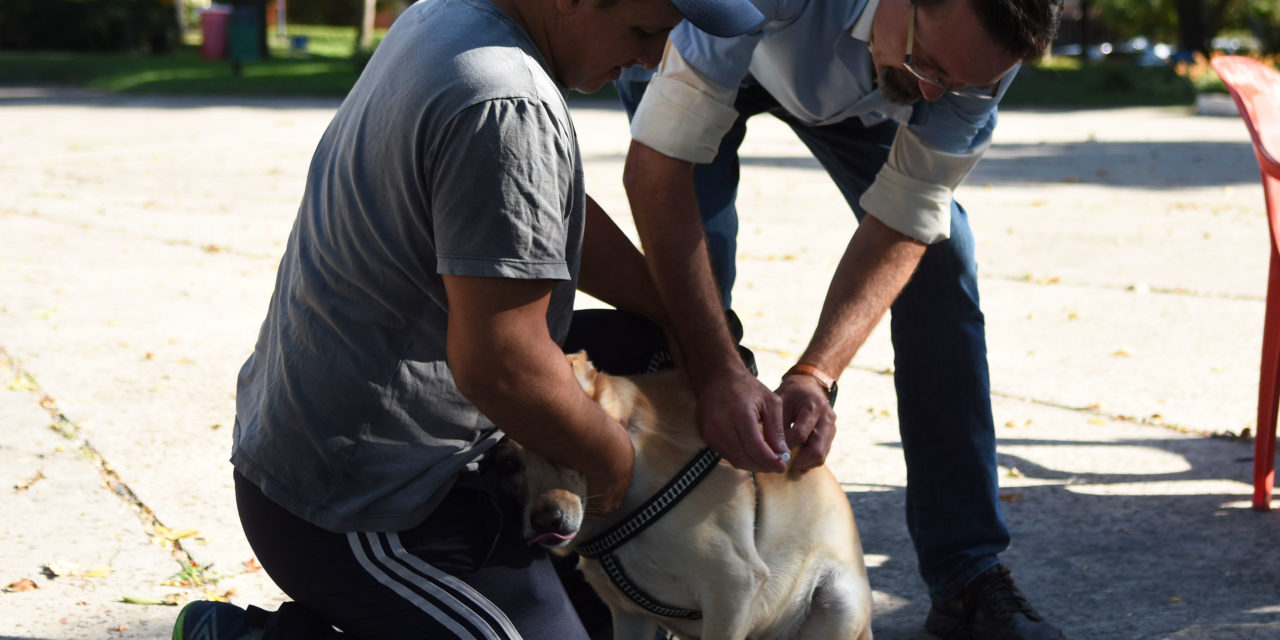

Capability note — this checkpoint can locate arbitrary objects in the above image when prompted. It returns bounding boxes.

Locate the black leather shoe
[925,563,1066,640]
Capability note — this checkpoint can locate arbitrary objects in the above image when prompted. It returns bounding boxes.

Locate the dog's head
[497,352,632,552]
[493,436,587,552]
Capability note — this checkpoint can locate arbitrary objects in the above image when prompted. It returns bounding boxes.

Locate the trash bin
[200,6,231,60]
[228,4,264,63]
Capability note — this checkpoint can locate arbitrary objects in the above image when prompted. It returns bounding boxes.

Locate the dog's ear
[565,351,600,397]
[566,351,628,418]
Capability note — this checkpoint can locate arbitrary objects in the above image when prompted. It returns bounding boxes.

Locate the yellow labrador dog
[502,352,872,640]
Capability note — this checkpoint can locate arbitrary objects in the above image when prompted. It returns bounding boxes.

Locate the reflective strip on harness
[577,448,721,558]
[598,553,702,620]
[575,447,721,619]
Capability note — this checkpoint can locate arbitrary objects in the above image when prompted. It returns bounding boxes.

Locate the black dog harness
[575,447,722,620]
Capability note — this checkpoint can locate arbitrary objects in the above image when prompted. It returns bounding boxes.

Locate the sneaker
[925,563,1066,640]
[172,600,259,640]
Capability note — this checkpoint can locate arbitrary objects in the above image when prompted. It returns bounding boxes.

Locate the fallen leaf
[1088,418,1107,426]
[6,375,38,391]
[80,566,114,578]
[121,594,166,606]
[1006,467,1025,479]
[13,468,45,492]
[42,560,79,578]
[155,525,199,541]
[163,593,190,606]
[242,557,262,573]
[999,492,1022,503]
[1112,347,1135,357]
[4,578,39,592]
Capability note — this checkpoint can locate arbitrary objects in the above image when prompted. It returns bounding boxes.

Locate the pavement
[0,85,1278,639]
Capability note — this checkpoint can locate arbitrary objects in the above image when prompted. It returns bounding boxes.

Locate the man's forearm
[442,275,634,511]
[623,141,743,389]
[799,214,927,377]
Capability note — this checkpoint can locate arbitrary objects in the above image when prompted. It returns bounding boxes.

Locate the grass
[0,24,385,97]
[1002,55,1198,107]
[0,28,1208,106]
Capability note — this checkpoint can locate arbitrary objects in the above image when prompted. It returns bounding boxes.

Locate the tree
[1092,0,1243,54]
[356,0,376,51]
[1247,0,1280,53]
[1173,0,1238,54]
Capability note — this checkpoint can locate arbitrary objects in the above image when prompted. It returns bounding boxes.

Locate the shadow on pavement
[848,434,1280,639]
[726,139,1257,189]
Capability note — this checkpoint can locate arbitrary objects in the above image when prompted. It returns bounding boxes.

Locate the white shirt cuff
[630,44,740,164]
[858,126,989,244]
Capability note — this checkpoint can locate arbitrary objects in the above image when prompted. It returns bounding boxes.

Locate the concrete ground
[1,86,1277,639]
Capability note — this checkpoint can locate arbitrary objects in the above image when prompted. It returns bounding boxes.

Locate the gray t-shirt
[232,0,584,533]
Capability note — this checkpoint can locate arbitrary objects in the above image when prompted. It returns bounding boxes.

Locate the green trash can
[228,5,263,63]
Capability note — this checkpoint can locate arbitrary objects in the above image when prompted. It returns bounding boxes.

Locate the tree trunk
[1175,0,1209,55]
[357,0,377,51]
[1078,0,1090,64]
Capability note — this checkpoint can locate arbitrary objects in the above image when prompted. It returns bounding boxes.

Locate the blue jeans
[617,78,1010,599]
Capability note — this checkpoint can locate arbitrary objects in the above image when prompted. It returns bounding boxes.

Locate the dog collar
[576,447,722,620]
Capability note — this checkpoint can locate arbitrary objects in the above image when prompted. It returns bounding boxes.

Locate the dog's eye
[496,456,522,475]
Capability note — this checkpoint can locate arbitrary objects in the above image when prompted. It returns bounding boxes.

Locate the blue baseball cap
[671,0,764,37]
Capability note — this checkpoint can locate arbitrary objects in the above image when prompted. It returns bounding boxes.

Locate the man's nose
[918,80,947,102]
[637,39,666,69]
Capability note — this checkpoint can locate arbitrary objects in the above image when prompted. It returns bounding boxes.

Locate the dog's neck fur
[572,366,709,543]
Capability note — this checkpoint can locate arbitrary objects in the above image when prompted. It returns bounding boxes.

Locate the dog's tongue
[527,531,576,546]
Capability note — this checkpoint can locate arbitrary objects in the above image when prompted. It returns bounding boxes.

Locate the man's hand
[696,365,788,473]
[776,375,838,471]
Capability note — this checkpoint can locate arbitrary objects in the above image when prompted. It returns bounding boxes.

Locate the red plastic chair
[1212,56,1280,511]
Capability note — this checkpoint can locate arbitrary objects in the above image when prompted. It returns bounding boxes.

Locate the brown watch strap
[783,363,838,407]
[784,363,836,393]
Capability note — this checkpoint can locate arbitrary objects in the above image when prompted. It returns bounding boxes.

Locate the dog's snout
[531,506,566,534]
[526,488,584,548]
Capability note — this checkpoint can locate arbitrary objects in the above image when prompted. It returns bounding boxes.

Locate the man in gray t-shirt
[172,0,767,638]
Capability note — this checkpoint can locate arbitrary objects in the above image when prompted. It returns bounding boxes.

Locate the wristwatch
[783,363,838,408]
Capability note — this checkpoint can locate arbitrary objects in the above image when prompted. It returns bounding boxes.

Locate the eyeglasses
[902,2,999,100]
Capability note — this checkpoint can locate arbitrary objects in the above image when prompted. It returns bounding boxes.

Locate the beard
[878,66,924,105]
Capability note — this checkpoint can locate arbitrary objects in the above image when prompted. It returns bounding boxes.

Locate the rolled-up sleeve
[859,124,989,244]
[630,42,742,164]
